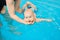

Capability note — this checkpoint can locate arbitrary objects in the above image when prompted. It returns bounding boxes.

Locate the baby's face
[24,10,35,24]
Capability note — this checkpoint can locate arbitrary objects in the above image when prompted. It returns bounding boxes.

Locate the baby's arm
[33,13,52,22]
[22,2,28,10]
[22,1,31,10]
[36,18,52,22]
[27,1,37,10]
[22,1,37,10]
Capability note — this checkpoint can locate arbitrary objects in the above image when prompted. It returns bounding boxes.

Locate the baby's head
[24,9,35,24]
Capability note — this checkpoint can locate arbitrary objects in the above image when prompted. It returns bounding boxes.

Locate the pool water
[0,0,60,40]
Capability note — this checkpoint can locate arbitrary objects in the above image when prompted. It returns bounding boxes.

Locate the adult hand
[23,21,34,24]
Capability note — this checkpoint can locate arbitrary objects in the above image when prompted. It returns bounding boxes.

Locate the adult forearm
[10,14,24,24]
[6,0,15,15]
[6,0,24,24]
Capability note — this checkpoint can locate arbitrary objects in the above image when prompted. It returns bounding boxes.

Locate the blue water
[0,0,60,40]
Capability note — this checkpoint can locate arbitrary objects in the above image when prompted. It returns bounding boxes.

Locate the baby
[22,1,52,24]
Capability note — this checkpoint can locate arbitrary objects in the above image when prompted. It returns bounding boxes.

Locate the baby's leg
[15,0,22,13]
[36,18,52,22]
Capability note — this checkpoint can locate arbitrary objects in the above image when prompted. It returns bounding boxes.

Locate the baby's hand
[23,21,29,24]
[23,20,34,24]
[23,21,32,24]
[24,22,34,24]
[27,1,31,4]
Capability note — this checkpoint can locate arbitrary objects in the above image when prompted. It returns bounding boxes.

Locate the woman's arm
[6,0,26,24]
